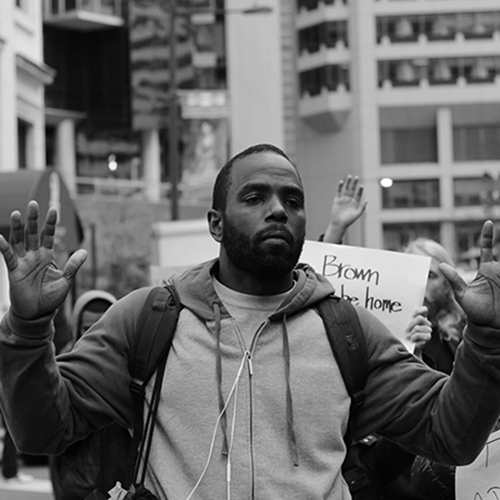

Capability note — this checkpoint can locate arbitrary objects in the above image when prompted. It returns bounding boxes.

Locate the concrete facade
[0,1,52,174]
[296,0,500,266]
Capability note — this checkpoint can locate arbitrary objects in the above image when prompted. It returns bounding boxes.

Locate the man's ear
[208,209,223,243]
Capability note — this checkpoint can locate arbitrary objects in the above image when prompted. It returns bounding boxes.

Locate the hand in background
[405,306,432,358]
[323,175,367,244]
[0,200,87,321]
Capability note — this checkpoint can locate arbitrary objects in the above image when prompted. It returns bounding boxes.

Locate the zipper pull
[246,351,254,376]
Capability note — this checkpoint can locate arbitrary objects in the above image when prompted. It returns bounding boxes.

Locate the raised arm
[0,200,87,320]
[322,175,367,244]
[356,220,500,465]
[0,201,144,455]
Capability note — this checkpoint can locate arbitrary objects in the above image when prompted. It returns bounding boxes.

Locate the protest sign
[456,429,500,499]
[300,241,430,350]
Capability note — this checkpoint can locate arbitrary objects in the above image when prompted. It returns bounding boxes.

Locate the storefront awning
[0,170,84,253]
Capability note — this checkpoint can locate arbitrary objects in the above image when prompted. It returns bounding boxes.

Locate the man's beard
[222,218,305,279]
[424,289,454,327]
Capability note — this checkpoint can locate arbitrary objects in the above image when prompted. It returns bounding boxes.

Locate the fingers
[40,207,58,249]
[7,201,57,253]
[406,312,431,332]
[0,235,17,272]
[9,210,25,256]
[25,201,40,251]
[440,262,467,301]
[359,199,368,214]
[412,305,428,318]
[63,249,88,283]
[479,220,495,263]
[338,175,364,198]
[407,325,432,341]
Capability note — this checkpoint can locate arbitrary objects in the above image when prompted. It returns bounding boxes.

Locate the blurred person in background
[49,290,131,500]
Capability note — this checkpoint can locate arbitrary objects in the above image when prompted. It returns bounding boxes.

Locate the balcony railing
[377,12,500,45]
[43,0,123,30]
[299,64,350,96]
[378,56,500,88]
[45,0,121,16]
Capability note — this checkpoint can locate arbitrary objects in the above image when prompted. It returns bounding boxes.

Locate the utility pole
[168,0,180,220]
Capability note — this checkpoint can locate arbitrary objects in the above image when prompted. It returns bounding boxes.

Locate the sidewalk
[0,465,53,500]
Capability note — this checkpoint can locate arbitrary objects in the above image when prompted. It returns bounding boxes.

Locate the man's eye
[245,196,262,204]
[286,198,303,209]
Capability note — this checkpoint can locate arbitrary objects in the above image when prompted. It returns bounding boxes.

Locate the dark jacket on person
[49,290,127,500]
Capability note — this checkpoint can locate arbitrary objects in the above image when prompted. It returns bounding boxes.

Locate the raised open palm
[0,201,87,320]
[441,220,500,329]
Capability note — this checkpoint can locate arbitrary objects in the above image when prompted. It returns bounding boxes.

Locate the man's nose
[267,196,287,220]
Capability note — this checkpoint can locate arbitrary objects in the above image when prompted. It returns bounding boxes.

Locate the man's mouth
[259,228,292,244]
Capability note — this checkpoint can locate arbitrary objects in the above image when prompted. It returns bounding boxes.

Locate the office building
[296,0,500,266]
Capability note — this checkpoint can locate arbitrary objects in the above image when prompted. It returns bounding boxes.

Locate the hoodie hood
[170,258,335,321]
[71,290,117,336]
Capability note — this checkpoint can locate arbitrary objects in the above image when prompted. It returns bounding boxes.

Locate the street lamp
[167,1,272,220]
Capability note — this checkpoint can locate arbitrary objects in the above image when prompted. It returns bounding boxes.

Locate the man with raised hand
[1,143,500,499]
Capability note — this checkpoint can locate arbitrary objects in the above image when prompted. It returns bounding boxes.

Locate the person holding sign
[323,184,467,497]
[323,177,421,498]
[405,238,466,371]
[2,144,500,500]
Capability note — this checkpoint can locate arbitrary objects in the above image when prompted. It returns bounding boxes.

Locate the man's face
[79,310,105,338]
[424,257,452,319]
[220,152,306,278]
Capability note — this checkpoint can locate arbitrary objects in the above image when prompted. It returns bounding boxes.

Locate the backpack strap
[125,283,182,488]
[317,294,368,445]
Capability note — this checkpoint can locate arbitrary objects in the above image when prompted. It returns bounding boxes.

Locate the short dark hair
[211,143,296,211]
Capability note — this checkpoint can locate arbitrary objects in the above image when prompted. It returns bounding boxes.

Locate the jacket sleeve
[410,455,455,500]
[354,307,500,466]
[0,287,153,455]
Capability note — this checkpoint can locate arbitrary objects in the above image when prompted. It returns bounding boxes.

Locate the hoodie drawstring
[282,315,299,467]
[216,304,299,468]
[215,302,229,456]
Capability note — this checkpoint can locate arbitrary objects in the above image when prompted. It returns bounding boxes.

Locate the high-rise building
[0,1,53,173]
[296,0,500,267]
[41,0,282,220]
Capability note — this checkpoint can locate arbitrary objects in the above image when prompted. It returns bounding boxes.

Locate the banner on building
[179,90,230,201]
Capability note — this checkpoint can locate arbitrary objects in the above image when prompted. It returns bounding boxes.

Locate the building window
[18,118,32,169]
[456,221,484,258]
[383,222,441,251]
[453,125,500,161]
[297,0,347,10]
[298,21,348,53]
[299,64,350,95]
[377,12,500,43]
[297,0,319,10]
[454,177,490,207]
[382,179,440,209]
[299,25,320,53]
[379,57,500,88]
[381,128,438,164]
